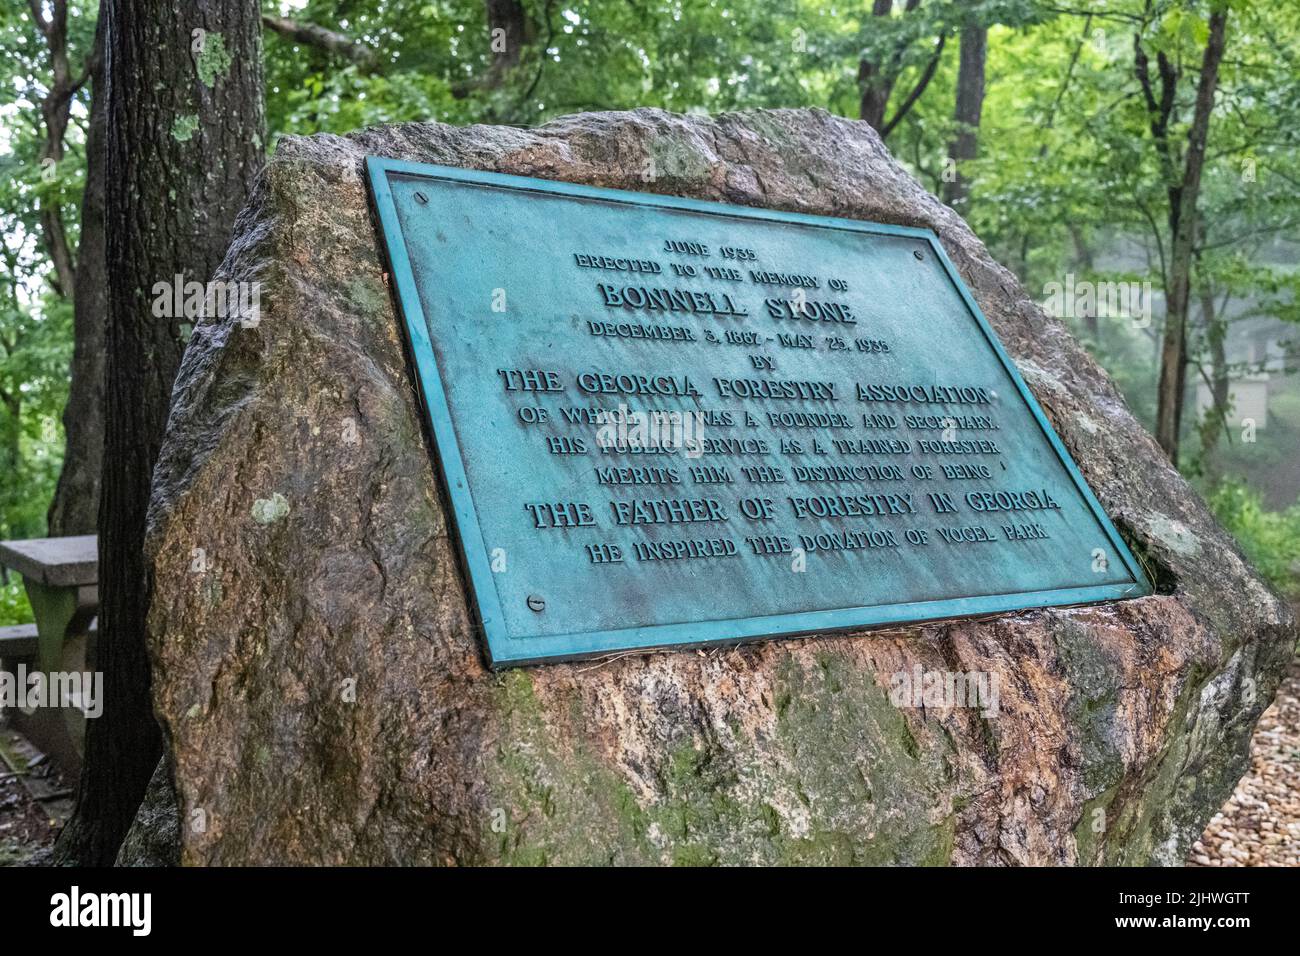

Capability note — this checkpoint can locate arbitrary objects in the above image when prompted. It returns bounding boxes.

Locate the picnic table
[0,535,98,769]
[0,535,98,674]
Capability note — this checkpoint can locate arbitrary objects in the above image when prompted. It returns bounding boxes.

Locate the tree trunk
[858,0,898,129]
[487,0,531,78]
[54,0,265,866]
[1154,8,1228,464]
[0,391,20,486]
[48,17,107,537]
[943,9,987,208]
[1070,223,1100,342]
[30,0,80,298]
[1198,285,1229,472]
[450,0,534,98]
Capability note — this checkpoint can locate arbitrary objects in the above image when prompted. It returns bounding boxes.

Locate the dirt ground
[0,726,67,866]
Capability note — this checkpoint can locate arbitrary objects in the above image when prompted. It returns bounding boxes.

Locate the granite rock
[139,108,1294,865]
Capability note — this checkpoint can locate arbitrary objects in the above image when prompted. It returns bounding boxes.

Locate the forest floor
[0,726,65,866]
[1187,659,1300,867]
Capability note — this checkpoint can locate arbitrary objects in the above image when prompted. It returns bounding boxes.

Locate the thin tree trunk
[879,34,946,138]
[944,7,987,207]
[1197,285,1229,472]
[54,0,265,866]
[30,0,82,298]
[1208,296,1229,426]
[1154,7,1228,464]
[858,0,899,129]
[1070,224,1100,342]
[487,0,531,79]
[858,0,935,136]
[0,391,20,483]
[0,263,24,484]
[48,17,107,537]
[450,0,535,98]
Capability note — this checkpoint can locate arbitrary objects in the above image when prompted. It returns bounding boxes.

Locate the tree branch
[859,0,925,130]
[880,33,946,138]
[261,15,379,72]
[28,0,50,37]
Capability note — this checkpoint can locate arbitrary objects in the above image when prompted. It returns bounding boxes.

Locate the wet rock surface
[138,108,1294,865]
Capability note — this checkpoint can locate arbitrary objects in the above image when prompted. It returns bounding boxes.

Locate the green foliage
[0,576,34,628]
[0,2,95,623]
[1208,480,1300,599]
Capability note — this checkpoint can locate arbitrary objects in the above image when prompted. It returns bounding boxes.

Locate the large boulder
[142,108,1294,865]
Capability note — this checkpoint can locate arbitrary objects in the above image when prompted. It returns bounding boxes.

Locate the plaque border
[366,156,1151,667]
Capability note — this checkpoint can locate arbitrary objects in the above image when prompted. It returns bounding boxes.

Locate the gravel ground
[1188,659,1300,867]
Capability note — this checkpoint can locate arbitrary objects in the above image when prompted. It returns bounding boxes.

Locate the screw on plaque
[527,594,545,612]
[913,249,925,261]
[414,191,429,205]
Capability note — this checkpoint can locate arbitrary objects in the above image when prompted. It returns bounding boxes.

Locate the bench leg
[25,581,78,675]
[22,581,97,764]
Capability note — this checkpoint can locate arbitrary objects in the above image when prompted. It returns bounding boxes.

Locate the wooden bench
[0,536,98,674]
[0,536,99,772]
[0,623,39,660]
[0,619,96,664]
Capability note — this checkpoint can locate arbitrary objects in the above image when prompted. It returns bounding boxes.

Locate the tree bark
[54,0,265,866]
[1198,284,1229,470]
[1069,223,1100,342]
[943,7,987,208]
[450,0,535,98]
[48,16,107,537]
[1153,8,1228,464]
[486,0,531,76]
[28,0,85,298]
[858,0,936,137]
[858,0,899,129]
[0,391,20,486]
[0,253,24,485]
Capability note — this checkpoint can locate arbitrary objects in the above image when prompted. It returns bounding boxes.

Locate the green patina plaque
[367,158,1149,667]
